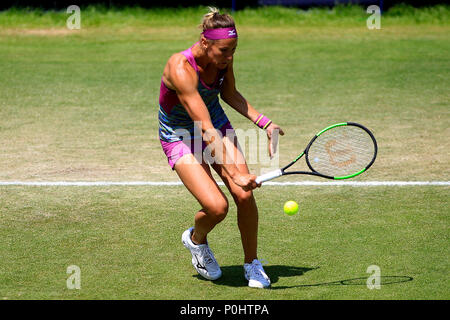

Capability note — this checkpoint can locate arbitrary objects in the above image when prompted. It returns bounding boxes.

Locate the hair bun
[200,7,235,32]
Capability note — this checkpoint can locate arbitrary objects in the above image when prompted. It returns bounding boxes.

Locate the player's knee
[234,190,254,207]
[206,198,229,222]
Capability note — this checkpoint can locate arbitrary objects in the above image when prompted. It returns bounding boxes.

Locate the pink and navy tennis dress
[159,43,233,169]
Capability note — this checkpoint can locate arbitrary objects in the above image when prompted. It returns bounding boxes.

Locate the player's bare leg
[211,135,270,288]
[175,154,229,244]
[211,135,258,264]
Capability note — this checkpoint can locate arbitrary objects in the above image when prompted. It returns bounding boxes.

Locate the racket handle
[255,169,283,184]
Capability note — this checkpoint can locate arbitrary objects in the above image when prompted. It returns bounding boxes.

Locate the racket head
[305,122,377,179]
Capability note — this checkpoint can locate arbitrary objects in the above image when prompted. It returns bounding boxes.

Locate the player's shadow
[193,266,413,289]
[194,265,318,287]
[270,275,414,290]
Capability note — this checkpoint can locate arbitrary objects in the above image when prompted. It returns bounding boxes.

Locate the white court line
[0,181,449,186]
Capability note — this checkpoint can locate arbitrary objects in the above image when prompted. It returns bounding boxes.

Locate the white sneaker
[244,259,271,288]
[181,227,222,280]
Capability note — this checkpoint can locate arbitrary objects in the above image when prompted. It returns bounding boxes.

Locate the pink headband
[202,27,238,40]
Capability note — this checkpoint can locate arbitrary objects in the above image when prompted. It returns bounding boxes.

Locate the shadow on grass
[193,265,318,288]
[193,265,413,290]
[270,275,414,290]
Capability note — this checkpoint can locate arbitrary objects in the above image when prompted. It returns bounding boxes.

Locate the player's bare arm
[166,54,258,190]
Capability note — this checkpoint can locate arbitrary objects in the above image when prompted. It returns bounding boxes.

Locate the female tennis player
[158,8,284,288]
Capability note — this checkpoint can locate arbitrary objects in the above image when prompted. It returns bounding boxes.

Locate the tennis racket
[255,122,377,184]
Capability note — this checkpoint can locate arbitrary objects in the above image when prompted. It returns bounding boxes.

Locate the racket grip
[255,169,283,184]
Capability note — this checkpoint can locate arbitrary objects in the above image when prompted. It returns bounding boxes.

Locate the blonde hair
[200,7,235,31]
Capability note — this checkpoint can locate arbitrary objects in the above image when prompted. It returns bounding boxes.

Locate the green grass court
[0,6,449,299]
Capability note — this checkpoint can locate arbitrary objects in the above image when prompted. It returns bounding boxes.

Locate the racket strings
[307,126,375,177]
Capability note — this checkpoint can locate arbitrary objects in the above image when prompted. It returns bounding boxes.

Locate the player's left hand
[233,173,261,191]
[266,123,284,159]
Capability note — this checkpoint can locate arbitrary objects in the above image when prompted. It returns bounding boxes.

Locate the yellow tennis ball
[284,200,299,216]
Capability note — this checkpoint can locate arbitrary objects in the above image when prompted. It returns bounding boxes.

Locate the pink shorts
[160,122,234,170]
